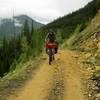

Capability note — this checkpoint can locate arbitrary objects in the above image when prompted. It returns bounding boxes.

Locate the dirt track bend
[7,50,87,100]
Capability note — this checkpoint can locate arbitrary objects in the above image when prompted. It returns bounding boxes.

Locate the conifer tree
[21,36,29,59]
[23,20,30,44]
[31,20,34,35]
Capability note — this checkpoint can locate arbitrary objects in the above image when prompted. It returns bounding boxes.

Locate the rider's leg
[52,48,55,60]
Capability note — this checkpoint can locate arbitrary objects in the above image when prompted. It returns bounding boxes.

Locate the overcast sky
[0,0,93,24]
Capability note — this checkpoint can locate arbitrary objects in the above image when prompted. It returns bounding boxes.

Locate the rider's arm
[45,33,49,42]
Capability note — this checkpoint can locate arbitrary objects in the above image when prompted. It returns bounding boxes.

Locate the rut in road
[48,63,65,100]
[7,50,87,100]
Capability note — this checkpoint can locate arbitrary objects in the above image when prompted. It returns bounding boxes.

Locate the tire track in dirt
[48,63,64,100]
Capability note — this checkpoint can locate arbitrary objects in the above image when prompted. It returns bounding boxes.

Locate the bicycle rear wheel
[49,55,52,65]
[49,49,52,65]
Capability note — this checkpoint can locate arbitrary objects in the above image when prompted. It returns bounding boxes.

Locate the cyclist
[45,29,58,54]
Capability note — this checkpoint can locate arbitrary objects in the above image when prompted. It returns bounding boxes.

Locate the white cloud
[0,0,93,24]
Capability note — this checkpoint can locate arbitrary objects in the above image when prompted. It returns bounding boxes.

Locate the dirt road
[7,50,87,100]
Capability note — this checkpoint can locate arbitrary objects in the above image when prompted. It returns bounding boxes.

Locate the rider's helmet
[49,29,54,35]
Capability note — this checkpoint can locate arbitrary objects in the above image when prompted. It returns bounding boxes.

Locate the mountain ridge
[0,14,44,39]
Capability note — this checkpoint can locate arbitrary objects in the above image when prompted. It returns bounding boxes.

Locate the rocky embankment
[75,31,100,100]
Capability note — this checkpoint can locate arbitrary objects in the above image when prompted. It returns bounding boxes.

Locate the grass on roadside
[0,57,42,100]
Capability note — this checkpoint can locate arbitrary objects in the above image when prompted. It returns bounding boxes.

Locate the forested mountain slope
[43,0,100,39]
